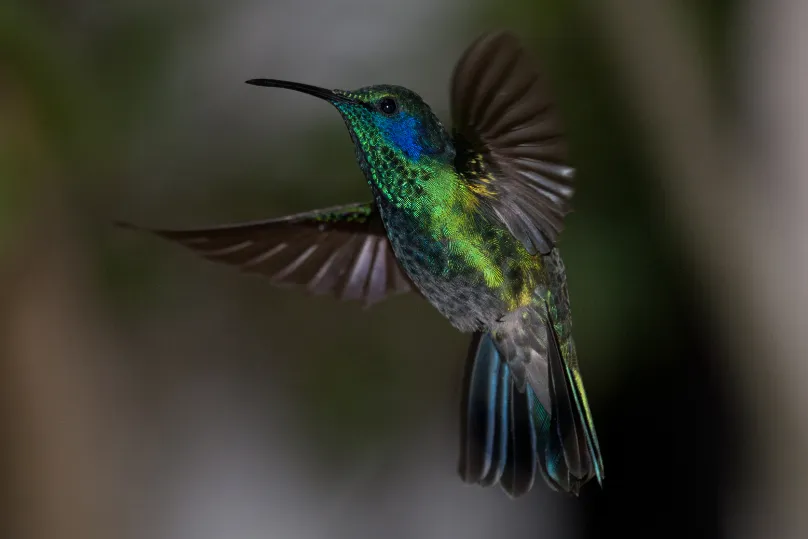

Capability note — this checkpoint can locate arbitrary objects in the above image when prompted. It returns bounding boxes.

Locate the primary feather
[451,31,576,256]
[117,203,412,307]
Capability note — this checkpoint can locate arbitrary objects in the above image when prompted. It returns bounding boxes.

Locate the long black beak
[245,79,357,104]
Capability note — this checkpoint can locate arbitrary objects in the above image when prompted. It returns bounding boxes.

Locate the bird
[118,31,604,497]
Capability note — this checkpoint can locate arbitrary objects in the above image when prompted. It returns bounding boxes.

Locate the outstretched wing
[450,31,575,255]
[118,202,413,306]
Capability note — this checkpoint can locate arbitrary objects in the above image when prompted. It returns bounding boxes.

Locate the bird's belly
[407,266,507,332]
[384,227,510,332]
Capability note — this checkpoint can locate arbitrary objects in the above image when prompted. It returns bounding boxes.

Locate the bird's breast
[377,199,542,331]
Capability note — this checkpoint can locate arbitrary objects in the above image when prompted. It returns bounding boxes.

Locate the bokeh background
[3,1,807,538]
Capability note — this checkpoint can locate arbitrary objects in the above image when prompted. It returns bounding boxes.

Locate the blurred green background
[4,1,806,538]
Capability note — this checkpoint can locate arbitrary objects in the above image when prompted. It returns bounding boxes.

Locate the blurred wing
[119,202,413,307]
[450,31,575,255]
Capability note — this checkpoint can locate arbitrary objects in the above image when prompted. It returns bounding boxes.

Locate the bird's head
[246,79,455,192]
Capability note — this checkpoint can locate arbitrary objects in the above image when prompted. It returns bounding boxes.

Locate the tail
[458,300,604,496]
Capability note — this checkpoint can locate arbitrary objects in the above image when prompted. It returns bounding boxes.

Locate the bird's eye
[379,97,398,115]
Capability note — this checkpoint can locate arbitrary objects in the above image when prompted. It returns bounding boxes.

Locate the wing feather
[450,31,575,255]
[118,202,413,307]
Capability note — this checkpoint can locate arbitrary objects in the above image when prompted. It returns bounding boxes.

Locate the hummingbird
[120,31,604,497]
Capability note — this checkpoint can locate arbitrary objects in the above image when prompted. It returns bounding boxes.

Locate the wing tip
[113,219,186,240]
[113,219,138,231]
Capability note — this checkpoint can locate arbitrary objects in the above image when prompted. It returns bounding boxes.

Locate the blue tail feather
[479,361,509,487]
[458,332,501,482]
[459,332,562,497]
[458,327,601,497]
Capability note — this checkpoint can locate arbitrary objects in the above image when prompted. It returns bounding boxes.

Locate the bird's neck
[347,127,457,210]
[364,153,468,217]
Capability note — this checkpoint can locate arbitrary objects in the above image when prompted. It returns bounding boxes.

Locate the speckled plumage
[335,85,541,331]
[120,31,604,498]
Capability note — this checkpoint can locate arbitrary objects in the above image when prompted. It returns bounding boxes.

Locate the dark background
[3,1,805,538]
